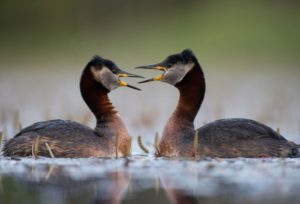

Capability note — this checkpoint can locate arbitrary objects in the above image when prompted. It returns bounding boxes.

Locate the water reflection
[1,162,130,204]
[0,157,199,204]
[161,184,198,204]
[1,157,300,204]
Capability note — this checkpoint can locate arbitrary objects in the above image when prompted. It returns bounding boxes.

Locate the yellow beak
[119,80,141,90]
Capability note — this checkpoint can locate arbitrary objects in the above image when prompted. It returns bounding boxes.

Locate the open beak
[136,64,167,84]
[117,71,144,78]
[117,69,143,90]
[119,80,141,90]
[136,65,167,71]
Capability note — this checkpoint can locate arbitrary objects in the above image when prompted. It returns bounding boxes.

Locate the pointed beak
[136,65,167,71]
[119,80,141,91]
[138,74,164,84]
[116,69,143,90]
[136,64,166,84]
[136,64,157,69]
[117,70,144,78]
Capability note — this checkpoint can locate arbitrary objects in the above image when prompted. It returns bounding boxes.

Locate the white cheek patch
[91,66,120,90]
[162,62,194,85]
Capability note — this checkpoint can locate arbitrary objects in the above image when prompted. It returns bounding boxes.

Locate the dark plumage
[196,119,298,158]
[3,56,142,158]
[3,120,119,157]
[138,49,299,158]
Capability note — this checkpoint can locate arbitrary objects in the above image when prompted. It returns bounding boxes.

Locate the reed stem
[138,135,149,154]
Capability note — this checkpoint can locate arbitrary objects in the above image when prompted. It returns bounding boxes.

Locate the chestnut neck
[171,62,205,125]
[80,68,117,126]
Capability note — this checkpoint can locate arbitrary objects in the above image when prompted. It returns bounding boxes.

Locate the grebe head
[137,49,198,85]
[87,55,143,91]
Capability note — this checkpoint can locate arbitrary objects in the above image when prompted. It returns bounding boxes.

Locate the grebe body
[138,49,299,158]
[3,56,142,158]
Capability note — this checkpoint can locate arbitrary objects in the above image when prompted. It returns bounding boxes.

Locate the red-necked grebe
[137,49,299,158]
[3,56,143,158]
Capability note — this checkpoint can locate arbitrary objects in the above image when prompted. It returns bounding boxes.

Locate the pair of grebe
[3,50,299,158]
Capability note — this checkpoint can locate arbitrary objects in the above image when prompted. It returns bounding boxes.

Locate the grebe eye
[167,63,173,68]
[110,67,118,74]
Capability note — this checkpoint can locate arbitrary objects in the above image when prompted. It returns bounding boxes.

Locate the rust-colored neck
[80,68,117,125]
[79,66,130,156]
[173,62,205,124]
[160,62,205,155]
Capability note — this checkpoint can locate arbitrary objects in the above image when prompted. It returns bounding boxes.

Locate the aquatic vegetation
[45,142,55,158]
[115,133,119,158]
[137,135,149,154]
[126,136,132,156]
[154,132,161,157]
[154,132,159,148]
[13,110,22,132]
[276,128,280,134]
[200,143,206,160]
[31,136,40,160]
[0,130,2,146]
[0,127,7,146]
[193,130,199,160]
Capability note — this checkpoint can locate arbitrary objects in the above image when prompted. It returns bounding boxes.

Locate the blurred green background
[0,0,299,69]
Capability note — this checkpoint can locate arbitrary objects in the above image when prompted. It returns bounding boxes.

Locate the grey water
[1,156,300,204]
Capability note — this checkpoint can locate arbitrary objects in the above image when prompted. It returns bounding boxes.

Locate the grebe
[137,49,299,158]
[3,56,143,158]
